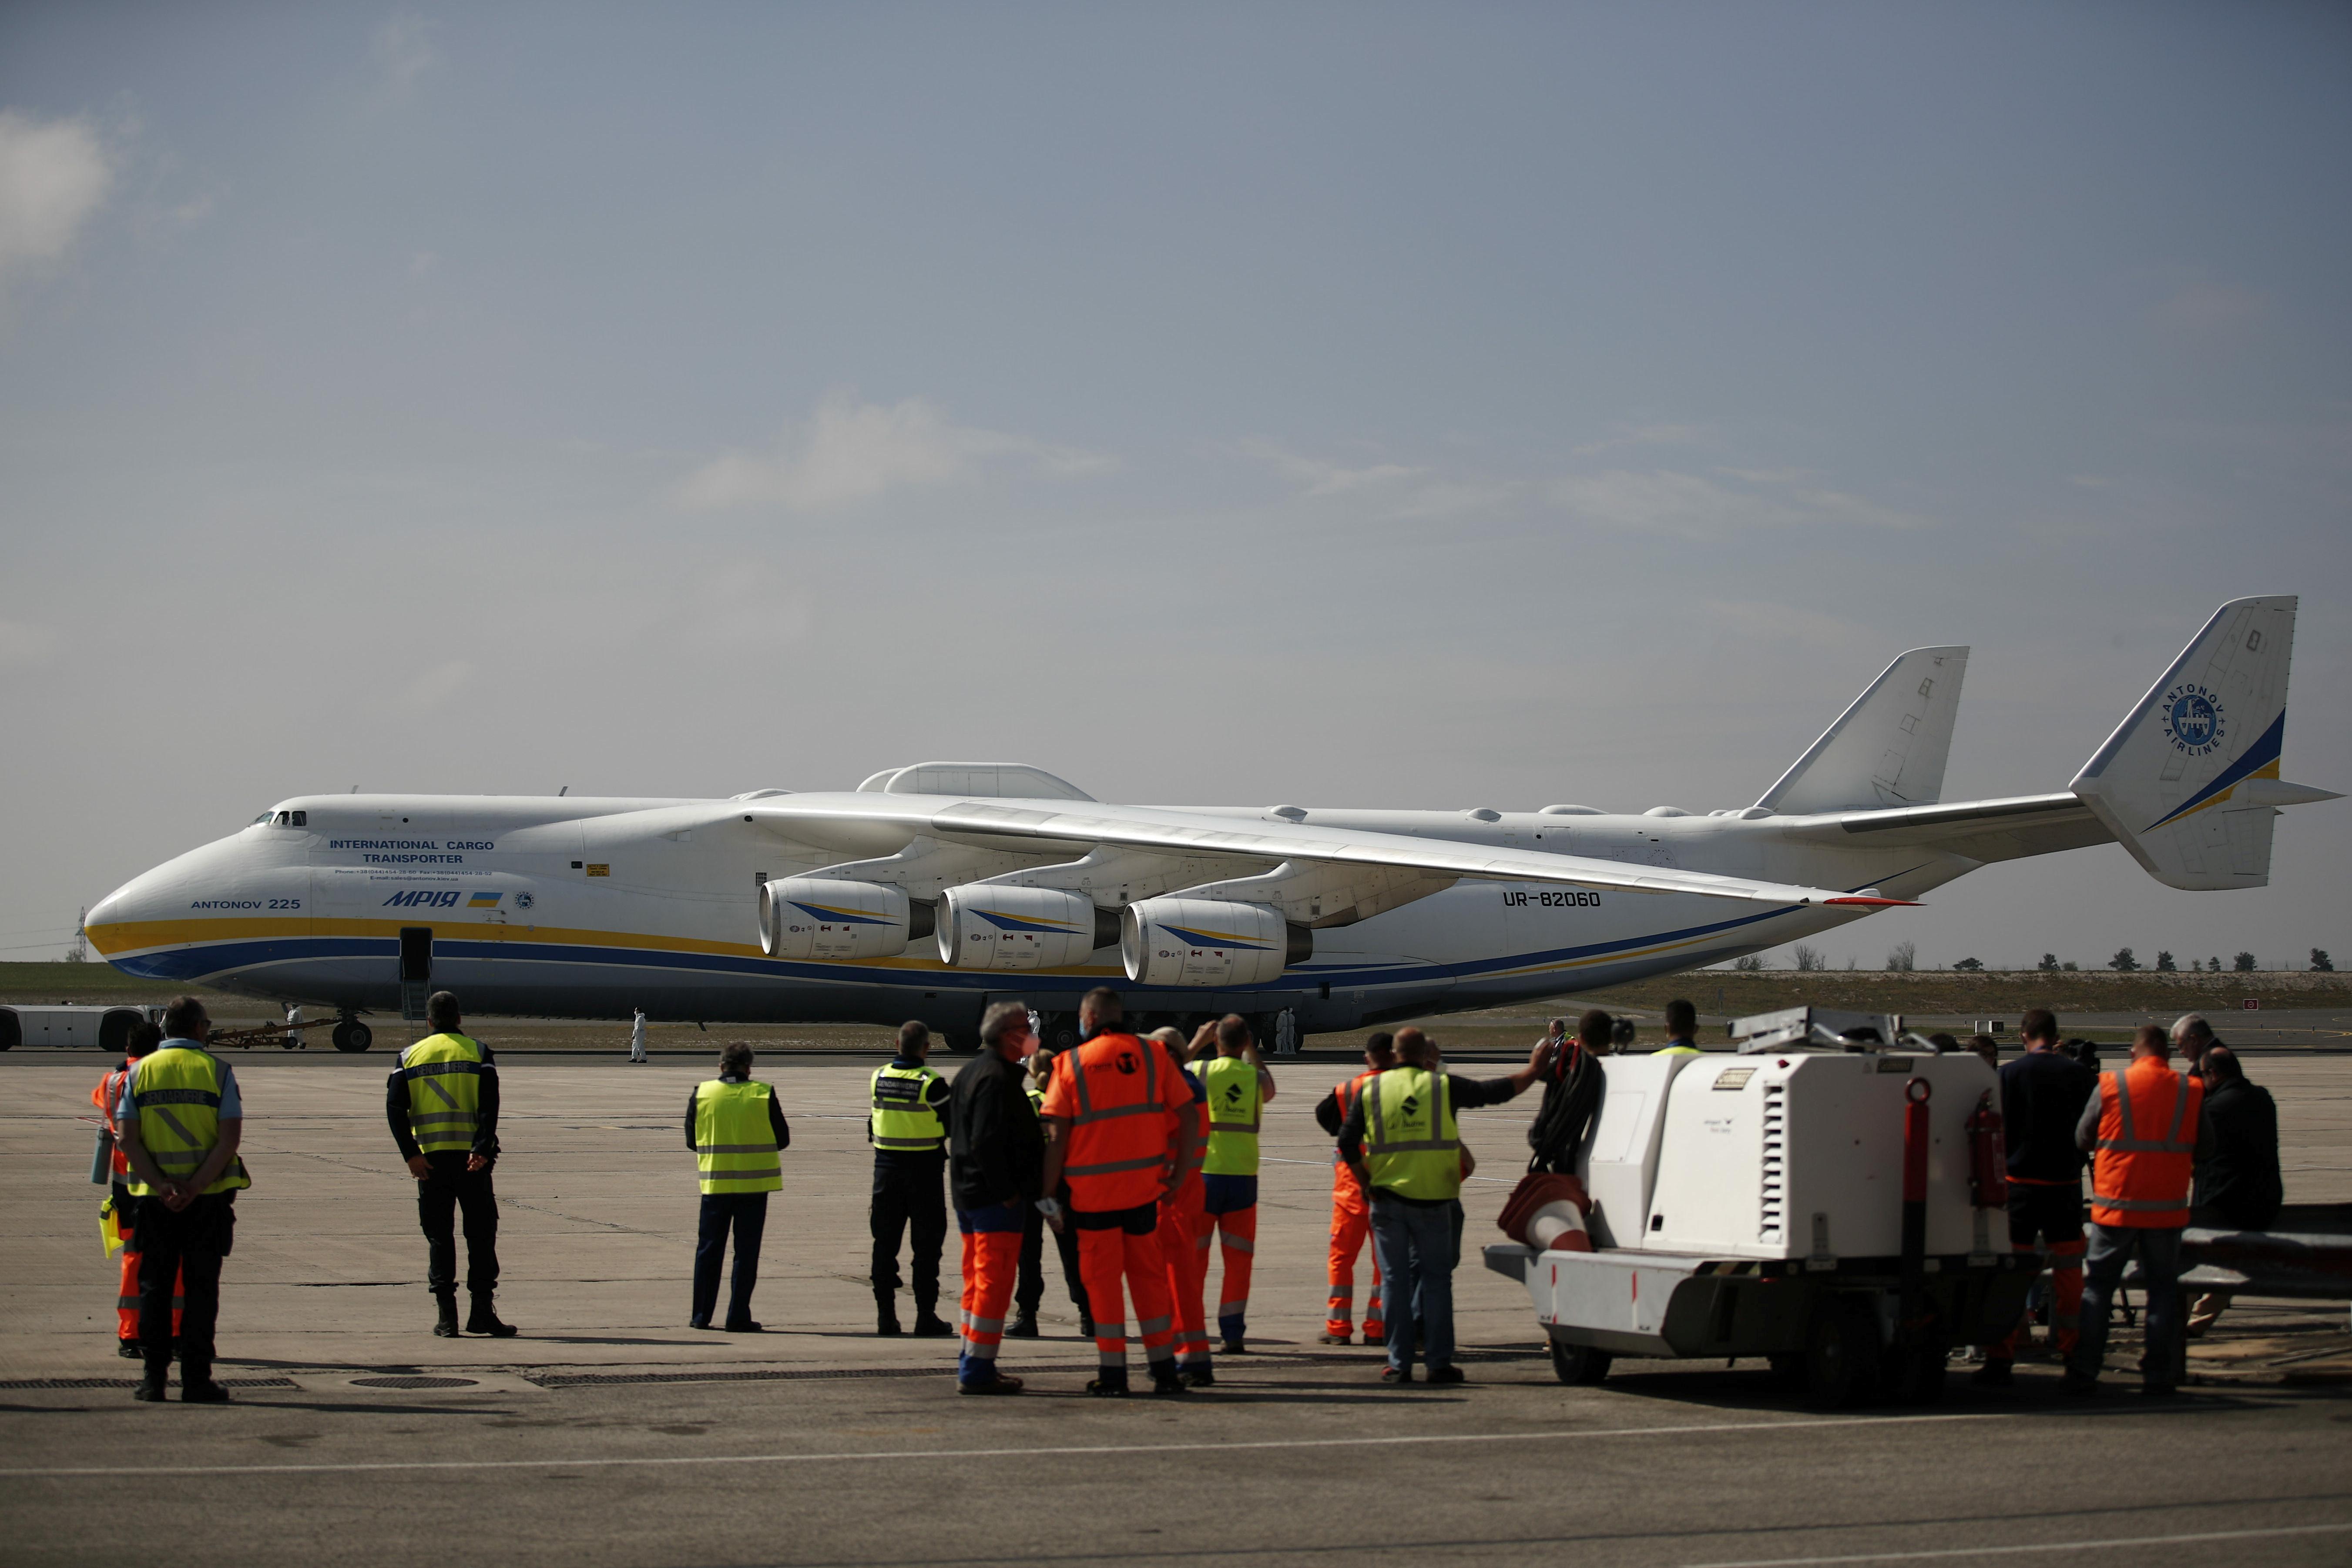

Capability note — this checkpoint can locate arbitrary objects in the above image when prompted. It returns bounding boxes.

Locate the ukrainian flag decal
[468,892,503,908]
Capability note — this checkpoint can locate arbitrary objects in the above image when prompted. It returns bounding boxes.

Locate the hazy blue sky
[2,3,2346,974]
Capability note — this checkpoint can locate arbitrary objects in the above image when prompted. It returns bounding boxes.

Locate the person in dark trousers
[2068,1023,2211,1397]
[685,1042,790,1331]
[1975,1007,2097,1385]
[947,1002,1045,1393]
[869,1020,953,1337]
[1338,1027,1550,1385]
[386,991,515,1339]
[1013,1047,1091,1338]
[114,995,246,1404]
[2186,1044,2283,1334]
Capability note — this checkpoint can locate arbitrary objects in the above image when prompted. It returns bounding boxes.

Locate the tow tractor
[1486,1006,2031,1407]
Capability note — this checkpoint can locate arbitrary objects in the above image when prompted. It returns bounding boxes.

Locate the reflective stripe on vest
[2089,1064,2202,1229]
[870,1064,945,1152]
[1058,1032,1173,1207]
[401,1034,485,1155]
[125,1047,248,1198]
[1365,1065,1461,1202]
[1201,1055,1265,1176]
[1332,1069,1381,1188]
[695,1079,782,1193]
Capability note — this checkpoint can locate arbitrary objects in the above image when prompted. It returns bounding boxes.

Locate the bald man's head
[1392,1027,1436,1067]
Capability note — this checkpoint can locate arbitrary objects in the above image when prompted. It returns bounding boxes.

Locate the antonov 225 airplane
[87,596,2336,1053]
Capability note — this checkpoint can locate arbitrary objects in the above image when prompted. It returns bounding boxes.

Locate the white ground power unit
[0,1004,158,1054]
[1486,1008,2033,1407]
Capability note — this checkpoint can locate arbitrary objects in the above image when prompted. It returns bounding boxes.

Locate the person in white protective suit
[630,1007,648,1063]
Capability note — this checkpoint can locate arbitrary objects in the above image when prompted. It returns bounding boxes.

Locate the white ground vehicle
[1486,1008,2033,1407]
[0,1004,158,1054]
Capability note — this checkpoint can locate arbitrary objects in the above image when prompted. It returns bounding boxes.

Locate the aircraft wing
[741,796,1912,909]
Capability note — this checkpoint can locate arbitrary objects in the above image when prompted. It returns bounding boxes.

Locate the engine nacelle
[1120,898,1312,988]
[936,884,1116,972]
[758,878,917,961]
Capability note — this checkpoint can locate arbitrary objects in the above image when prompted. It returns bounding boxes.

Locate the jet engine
[937,884,1120,972]
[1120,898,1313,988]
[758,878,923,961]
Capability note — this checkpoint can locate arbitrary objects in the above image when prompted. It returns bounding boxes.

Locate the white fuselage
[86,791,1958,1036]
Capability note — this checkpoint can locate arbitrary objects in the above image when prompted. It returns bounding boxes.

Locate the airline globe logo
[2159,684,2226,757]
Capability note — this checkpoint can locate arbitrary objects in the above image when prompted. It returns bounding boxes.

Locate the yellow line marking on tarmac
[1679,1520,2352,1568]
[0,1410,2013,1478]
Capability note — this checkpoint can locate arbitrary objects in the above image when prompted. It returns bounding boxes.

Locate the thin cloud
[675,392,1114,512]
[0,111,113,293]
[1242,439,1517,519]
[1241,439,1427,496]
[1570,422,1709,458]
[1545,468,1930,540]
[372,13,441,97]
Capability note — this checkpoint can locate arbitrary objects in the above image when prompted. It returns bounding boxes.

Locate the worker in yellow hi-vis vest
[686,1041,791,1331]
[114,995,249,1404]
[869,1020,954,1337]
[1340,1027,1549,1386]
[1191,1014,1276,1355]
[387,991,516,1340]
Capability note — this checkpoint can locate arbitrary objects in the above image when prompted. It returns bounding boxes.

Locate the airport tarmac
[3,1050,2348,1568]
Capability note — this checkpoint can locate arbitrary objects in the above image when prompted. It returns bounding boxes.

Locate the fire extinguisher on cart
[1966,1090,2008,1209]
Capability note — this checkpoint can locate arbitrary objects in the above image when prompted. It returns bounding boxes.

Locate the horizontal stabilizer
[2070,596,2308,890]
[1756,647,1968,814]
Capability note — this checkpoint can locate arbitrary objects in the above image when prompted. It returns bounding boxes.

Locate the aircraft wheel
[1548,1337,1611,1385]
[332,1019,373,1053]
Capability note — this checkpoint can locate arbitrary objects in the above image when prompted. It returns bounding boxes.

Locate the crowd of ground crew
[92,988,2277,1404]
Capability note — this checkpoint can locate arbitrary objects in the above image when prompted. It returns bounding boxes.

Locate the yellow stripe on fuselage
[84,915,1123,975]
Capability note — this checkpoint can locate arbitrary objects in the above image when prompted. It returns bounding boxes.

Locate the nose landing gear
[331,1014,373,1053]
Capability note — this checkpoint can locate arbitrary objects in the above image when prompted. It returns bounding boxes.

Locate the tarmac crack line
[0,1409,2014,1478]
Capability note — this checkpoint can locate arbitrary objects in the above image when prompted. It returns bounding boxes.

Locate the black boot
[876,1294,902,1336]
[466,1293,518,1338]
[911,1303,954,1338]
[433,1293,461,1339]
[1006,1313,1039,1339]
[181,1367,232,1404]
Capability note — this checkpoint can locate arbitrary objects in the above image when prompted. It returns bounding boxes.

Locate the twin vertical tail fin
[2070,595,2336,890]
[1755,647,1970,814]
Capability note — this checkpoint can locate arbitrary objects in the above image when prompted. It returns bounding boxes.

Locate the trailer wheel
[332,1020,373,1053]
[1548,1338,1612,1385]
[1802,1296,1879,1410]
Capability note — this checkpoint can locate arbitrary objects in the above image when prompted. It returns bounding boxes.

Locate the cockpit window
[265,810,309,827]
[253,812,271,825]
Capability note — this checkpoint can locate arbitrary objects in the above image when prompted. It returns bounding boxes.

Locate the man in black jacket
[2188,1044,2284,1334]
[1977,1007,2097,1385]
[947,1002,1043,1394]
